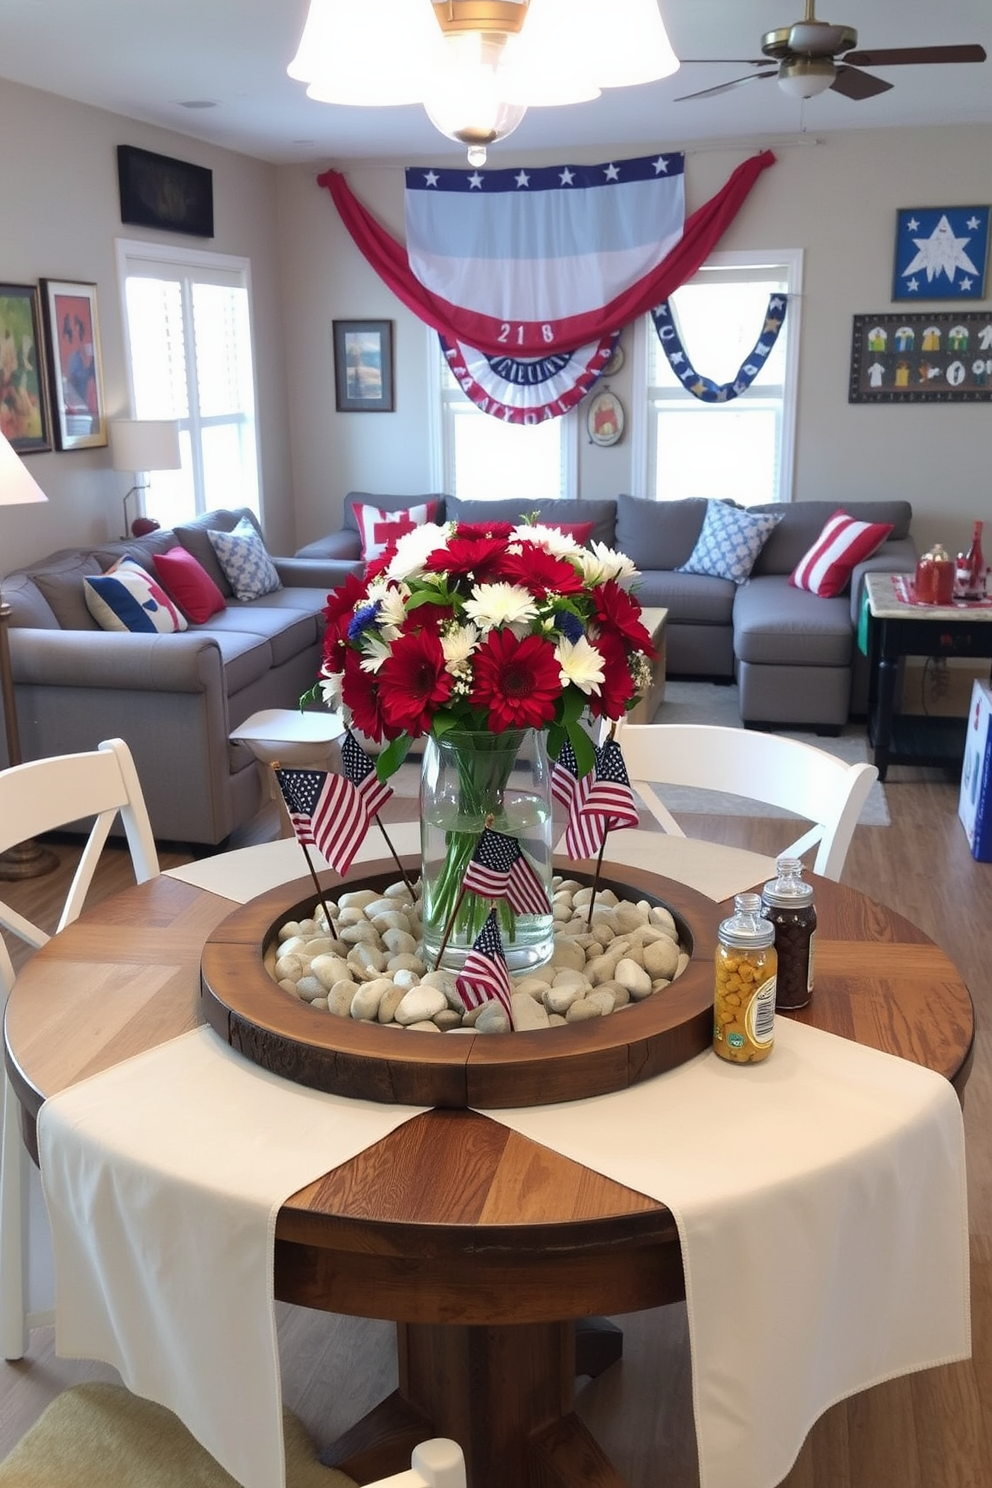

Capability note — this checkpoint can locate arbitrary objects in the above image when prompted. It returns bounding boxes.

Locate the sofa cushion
[153,547,227,624]
[633,568,737,624]
[173,507,262,597]
[749,500,912,577]
[677,501,783,584]
[343,491,448,534]
[615,495,710,570]
[734,577,854,668]
[29,555,107,631]
[444,497,617,548]
[194,602,319,667]
[790,509,894,598]
[207,516,283,602]
[2,572,61,630]
[83,557,188,634]
[354,499,441,564]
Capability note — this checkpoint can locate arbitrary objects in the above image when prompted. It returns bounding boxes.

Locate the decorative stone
[643,938,680,980]
[614,959,652,997]
[475,1003,511,1034]
[565,998,603,1022]
[511,994,550,1031]
[326,982,356,1018]
[394,987,447,1026]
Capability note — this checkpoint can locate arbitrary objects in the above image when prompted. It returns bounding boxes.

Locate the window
[635,250,802,506]
[116,240,260,526]
[430,336,575,501]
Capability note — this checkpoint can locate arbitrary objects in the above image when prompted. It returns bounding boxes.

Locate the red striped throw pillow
[790,510,893,598]
[355,500,440,565]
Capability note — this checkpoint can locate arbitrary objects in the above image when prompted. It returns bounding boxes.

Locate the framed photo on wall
[892,206,991,302]
[40,279,109,449]
[117,145,214,238]
[0,282,51,453]
[333,320,394,412]
[849,312,992,403]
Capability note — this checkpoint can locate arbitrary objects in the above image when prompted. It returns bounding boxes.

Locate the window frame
[631,248,803,505]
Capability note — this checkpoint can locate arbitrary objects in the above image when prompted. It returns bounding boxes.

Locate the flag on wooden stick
[552,737,639,860]
[275,733,392,877]
[455,909,513,1018]
[463,826,549,915]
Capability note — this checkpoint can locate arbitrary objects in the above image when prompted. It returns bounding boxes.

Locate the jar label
[807,930,816,993]
[746,977,776,1048]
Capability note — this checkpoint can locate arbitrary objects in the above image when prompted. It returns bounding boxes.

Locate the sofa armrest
[848,536,918,624]
[294,531,362,562]
[273,556,362,588]
[9,628,226,694]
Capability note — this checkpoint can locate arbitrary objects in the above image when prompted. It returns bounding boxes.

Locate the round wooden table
[4,849,975,1488]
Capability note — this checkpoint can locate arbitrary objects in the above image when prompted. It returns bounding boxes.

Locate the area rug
[0,1383,355,1488]
[646,680,890,827]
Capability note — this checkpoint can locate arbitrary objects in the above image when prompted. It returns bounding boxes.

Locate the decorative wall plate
[586,388,624,446]
[601,341,625,377]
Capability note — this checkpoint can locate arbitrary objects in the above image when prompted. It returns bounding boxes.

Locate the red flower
[423,536,508,582]
[321,573,368,674]
[454,521,515,541]
[500,546,585,598]
[594,580,657,657]
[341,649,388,742]
[379,628,454,737]
[587,630,635,721]
[470,630,561,733]
[408,599,456,635]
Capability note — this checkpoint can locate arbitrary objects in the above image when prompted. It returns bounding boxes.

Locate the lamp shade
[109,419,182,474]
[0,432,48,508]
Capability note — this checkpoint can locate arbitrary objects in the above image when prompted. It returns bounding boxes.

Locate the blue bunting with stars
[651,294,787,403]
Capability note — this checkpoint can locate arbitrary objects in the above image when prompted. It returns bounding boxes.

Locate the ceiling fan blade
[842,44,987,68]
[675,71,776,102]
[830,64,893,99]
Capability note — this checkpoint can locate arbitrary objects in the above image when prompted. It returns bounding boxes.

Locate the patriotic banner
[439,328,618,423]
[652,294,788,403]
[319,151,776,358]
[455,908,514,1018]
[552,737,639,861]
[275,733,392,877]
[463,826,550,916]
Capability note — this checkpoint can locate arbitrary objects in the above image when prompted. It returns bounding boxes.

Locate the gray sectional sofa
[3,508,355,846]
[297,491,916,732]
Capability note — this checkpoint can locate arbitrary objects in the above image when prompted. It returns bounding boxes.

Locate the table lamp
[109,419,182,538]
[0,431,59,879]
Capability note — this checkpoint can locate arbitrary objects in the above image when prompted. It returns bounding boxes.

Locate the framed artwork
[117,144,214,238]
[0,283,51,453]
[849,312,992,404]
[585,388,624,446]
[40,279,109,448]
[893,206,990,302]
[333,320,394,412]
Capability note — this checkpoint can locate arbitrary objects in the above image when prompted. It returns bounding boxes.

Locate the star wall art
[893,206,990,302]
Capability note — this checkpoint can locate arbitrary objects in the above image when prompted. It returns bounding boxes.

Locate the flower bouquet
[314,517,656,971]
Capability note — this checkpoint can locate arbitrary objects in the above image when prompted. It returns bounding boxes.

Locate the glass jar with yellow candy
[713,893,777,1064]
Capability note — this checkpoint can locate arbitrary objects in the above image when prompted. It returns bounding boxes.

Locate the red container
[915,546,954,605]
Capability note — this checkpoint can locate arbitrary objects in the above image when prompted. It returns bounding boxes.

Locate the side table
[626,606,668,724]
[863,572,992,781]
[230,708,345,835]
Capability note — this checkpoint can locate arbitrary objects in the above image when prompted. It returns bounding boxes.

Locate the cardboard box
[958,679,992,861]
[902,658,992,717]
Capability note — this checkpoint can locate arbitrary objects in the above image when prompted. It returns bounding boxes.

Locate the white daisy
[366,580,409,640]
[385,521,452,581]
[317,671,343,709]
[358,635,391,673]
[441,621,479,671]
[463,583,539,633]
[575,541,641,589]
[510,523,582,559]
[555,635,605,694]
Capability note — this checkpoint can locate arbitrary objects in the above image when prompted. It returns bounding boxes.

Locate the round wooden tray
[199,857,722,1108]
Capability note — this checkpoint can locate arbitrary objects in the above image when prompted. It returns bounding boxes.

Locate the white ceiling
[1,0,990,166]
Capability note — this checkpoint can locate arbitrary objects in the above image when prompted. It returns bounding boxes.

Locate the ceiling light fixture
[288,0,680,164]
[776,56,836,99]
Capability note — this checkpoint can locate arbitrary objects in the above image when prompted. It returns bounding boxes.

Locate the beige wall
[278,125,992,561]
[0,78,292,573]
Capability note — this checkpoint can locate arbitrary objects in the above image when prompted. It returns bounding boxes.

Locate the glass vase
[420,728,555,974]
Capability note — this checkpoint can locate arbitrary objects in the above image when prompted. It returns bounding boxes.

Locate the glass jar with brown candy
[761,856,816,1011]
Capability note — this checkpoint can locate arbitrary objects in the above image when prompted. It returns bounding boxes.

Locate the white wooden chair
[613,720,878,881]
[365,1438,467,1488]
[0,738,159,1360]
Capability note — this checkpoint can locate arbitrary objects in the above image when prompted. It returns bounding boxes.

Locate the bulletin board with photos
[849,311,992,403]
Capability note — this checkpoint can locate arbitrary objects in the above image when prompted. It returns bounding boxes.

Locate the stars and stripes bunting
[552,737,639,860]
[463,826,550,916]
[275,733,392,877]
[455,909,513,1018]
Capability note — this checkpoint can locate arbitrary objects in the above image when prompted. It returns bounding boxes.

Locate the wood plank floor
[1,764,990,1486]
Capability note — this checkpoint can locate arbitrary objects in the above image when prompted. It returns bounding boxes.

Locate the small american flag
[275,733,392,877]
[455,908,513,1017]
[463,826,549,916]
[553,737,638,860]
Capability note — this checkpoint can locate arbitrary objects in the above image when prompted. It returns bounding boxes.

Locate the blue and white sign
[893,206,990,302]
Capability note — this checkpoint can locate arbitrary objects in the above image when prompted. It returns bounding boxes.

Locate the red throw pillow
[354,501,440,564]
[790,510,894,598]
[153,547,227,623]
[549,520,595,545]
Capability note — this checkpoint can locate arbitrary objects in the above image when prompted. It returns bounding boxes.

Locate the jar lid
[719,892,774,948]
[762,855,813,907]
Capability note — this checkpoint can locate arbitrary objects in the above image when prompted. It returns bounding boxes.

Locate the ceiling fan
[676,0,987,102]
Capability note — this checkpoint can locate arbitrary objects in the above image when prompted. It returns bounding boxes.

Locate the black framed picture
[849,312,992,403]
[333,320,394,412]
[0,282,51,452]
[117,145,214,238]
[892,206,990,302]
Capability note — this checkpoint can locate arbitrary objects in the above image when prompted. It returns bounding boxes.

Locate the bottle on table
[713,893,777,1064]
[954,521,987,601]
[761,856,816,1011]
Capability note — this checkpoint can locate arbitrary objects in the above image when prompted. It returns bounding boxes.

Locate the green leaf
[547,722,566,761]
[376,733,412,781]
[566,720,596,778]
[560,686,585,726]
[431,710,462,738]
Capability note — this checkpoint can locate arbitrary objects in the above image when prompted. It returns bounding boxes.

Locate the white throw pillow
[207,517,282,602]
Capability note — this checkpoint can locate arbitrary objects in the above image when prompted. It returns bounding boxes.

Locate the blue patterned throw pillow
[207,517,282,602]
[676,501,783,585]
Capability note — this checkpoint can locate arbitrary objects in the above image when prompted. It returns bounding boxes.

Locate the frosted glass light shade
[109,420,182,475]
[0,433,47,507]
[777,58,835,98]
